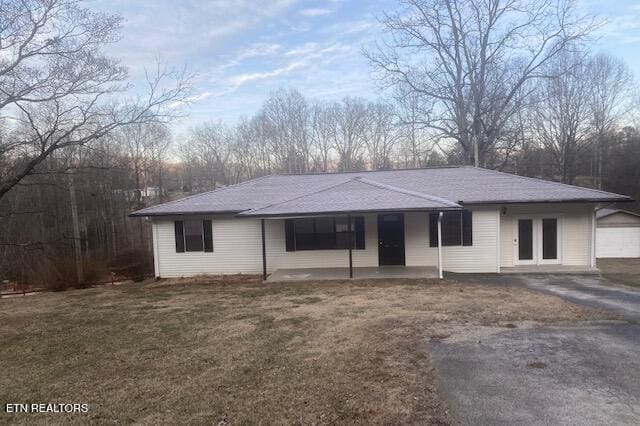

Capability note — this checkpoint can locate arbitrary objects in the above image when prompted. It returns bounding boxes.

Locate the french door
[514,217,560,265]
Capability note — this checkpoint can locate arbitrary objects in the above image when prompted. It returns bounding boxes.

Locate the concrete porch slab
[500,265,599,274]
[266,266,438,282]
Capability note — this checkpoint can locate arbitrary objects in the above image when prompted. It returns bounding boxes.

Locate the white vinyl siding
[595,212,640,258]
[499,203,594,268]
[597,228,640,258]
[404,208,500,273]
[597,212,640,226]
[152,209,501,277]
[151,204,595,277]
[153,214,380,278]
[155,216,263,277]
[265,214,379,270]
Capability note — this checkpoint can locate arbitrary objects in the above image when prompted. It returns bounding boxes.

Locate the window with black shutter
[175,221,185,252]
[203,220,213,252]
[284,216,365,251]
[174,219,213,252]
[429,210,473,247]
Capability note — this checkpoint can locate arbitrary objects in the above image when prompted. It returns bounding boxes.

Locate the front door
[378,214,405,266]
[515,217,560,265]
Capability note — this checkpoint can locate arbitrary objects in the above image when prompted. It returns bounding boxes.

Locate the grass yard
[598,258,640,287]
[0,276,611,425]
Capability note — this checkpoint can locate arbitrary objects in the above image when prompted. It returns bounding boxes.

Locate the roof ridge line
[240,176,461,216]
[239,177,354,215]
[280,165,463,176]
[354,177,461,207]
[477,167,632,199]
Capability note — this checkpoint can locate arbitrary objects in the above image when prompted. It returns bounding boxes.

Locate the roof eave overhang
[128,210,243,218]
[129,197,633,218]
[460,197,633,206]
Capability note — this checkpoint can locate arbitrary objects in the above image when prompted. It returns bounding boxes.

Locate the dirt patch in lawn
[598,259,640,287]
[0,276,611,425]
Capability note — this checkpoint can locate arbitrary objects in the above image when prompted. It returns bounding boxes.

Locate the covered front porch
[266,266,439,282]
[238,176,468,281]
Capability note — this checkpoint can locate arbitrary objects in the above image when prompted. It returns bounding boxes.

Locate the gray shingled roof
[596,208,640,219]
[238,177,462,217]
[130,166,632,217]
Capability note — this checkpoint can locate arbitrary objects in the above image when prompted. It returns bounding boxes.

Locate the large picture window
[174,220,213,252]
[285,216,365,251]
[429,210,472,247]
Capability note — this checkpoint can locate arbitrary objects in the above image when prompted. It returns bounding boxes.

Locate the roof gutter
[129,197,633,218]
[460,197,633,206]
[128,210,243,218]
[236,206,463,219]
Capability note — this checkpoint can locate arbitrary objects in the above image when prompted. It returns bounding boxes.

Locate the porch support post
[437,212,443,279]
[261,219,267,281]
[348,214,353,279]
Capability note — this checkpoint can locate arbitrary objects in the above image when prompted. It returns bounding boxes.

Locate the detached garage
[596,208,640,258]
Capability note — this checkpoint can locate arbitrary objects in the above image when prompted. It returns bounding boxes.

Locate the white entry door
[514,217,561,265]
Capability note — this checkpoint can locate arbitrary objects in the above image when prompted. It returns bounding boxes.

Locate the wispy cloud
[220,42,283,69]
[284,42,319,57]
[598,15,640,44]
[223,41,355,91]
[299,8,334,17]
[94,0,299,76]
[227,61,307,88]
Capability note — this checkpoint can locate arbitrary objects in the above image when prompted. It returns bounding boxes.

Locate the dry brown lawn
[598,258,640,287]
[0,276,611,425]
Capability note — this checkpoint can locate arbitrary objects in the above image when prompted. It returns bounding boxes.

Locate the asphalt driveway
[518,274,640,320]
[431,273,640,425]
[430,321,640,425]
[452,273,640,320]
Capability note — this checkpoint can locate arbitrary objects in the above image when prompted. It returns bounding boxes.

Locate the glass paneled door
[515,217,560,265]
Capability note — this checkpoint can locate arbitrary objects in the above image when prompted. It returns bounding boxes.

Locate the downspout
[261,219,267,281]
[591,209,597,269]
[152,219,160,279]
[348,214,353,279]
[438,212,443,279]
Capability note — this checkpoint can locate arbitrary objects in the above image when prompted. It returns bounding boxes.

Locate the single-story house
[596,208,640,258]
[130,166,632,280]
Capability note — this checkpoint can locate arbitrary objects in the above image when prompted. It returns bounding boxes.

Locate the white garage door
[596,227,640,258]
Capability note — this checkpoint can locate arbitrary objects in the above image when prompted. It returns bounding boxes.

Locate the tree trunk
[68,170,84,284]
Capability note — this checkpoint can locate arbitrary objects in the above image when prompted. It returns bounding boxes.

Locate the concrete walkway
[266,266,438,282]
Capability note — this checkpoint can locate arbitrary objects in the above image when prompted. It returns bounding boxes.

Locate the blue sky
[90,0,640,133]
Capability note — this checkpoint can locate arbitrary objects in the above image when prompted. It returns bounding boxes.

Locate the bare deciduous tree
[330,97,367,171]
[188,122,233,188]
[310,102,335,172]
[587,53,633,189]
[363,102,398,170]
[532,52,591,184]
[367,0,595,167]
[260,89,310,174]
[0,0,191,201]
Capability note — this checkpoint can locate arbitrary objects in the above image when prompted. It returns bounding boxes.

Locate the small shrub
[110,248,152,282]
[82,259,109,286]
[31,257,76,291]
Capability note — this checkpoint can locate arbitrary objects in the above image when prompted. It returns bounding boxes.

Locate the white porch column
[437,212,443,279]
